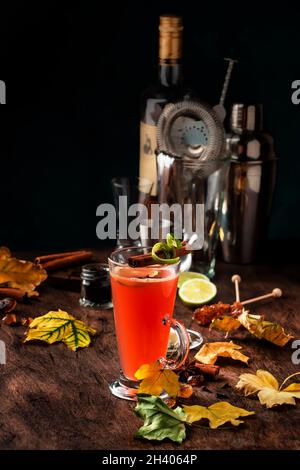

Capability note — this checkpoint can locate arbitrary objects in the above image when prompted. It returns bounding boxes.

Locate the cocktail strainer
[157,99,225,162]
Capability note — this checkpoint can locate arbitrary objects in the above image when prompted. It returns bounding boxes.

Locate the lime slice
[179,278,217,306]
[178,271,209,289]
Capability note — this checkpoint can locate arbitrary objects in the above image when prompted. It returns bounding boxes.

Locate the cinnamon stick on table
[35,251,89,264]
[128,245,191,268]
[194,363,220,378]
[36,251,93,272]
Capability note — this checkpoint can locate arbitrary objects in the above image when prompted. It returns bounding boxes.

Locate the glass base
[109,380,139,401]
[109,373,168,401]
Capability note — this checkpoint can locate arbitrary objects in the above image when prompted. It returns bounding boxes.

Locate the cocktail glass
[108,246,190,400]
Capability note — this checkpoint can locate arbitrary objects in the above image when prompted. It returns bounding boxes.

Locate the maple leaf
[238,310,293,347]
[0,247,47,297]
[236,370,300,408]
[183,401,254,428]
[23,309,97,351]
[135,361,180,397]
[195,341,249,365]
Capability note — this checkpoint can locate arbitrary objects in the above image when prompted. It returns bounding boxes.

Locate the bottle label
[139,121,157,196]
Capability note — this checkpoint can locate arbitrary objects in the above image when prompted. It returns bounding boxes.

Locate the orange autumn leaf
[135,361,180,397]
[195,341,249,365]
[0,247,47,297]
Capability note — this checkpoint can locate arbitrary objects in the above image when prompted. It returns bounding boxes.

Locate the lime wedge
[178,271,209,289]
[179,278,217,306]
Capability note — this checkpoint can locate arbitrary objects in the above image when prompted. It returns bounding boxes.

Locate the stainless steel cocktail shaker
[220,104,276,264]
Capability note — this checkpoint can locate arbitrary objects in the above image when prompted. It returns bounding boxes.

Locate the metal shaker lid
[157,99,225,161]
[230,104,263,133]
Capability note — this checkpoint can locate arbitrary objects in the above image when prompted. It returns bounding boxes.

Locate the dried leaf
[183,402,254,428]
[283,383,300,392]
[135,394,186,443]
[238,310,293,346]
[210,316,241,333]
[195,341,249,365]
[236,370,300,408]
[135,361,180,397]
[0,247,11,260]
[0,247,47,297]
[23,309,97,351]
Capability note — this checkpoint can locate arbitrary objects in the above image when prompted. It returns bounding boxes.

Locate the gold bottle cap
[159,15,183,61]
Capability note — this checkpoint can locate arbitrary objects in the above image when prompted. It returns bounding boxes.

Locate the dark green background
[1,1,300,250]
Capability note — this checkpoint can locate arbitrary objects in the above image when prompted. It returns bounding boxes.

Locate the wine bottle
[140,14,189,197]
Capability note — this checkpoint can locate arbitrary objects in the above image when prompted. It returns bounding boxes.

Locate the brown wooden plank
[0,251,299,450]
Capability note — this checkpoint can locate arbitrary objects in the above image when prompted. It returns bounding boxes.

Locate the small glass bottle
[79,263,112,309]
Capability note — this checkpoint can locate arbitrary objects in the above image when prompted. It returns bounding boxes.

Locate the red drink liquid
[110,266,178,380]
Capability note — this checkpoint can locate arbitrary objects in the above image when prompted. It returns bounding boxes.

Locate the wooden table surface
[0,249,299,450]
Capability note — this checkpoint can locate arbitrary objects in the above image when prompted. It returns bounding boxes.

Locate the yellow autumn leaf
[283,383,300,392]
[183,402,254,428]
[238,310,293,347]
[195,341,249,365]
[24,309,97,351]
[210,316,241,332]
[236,370,300,408]
[135,361,180,397]
[0,247,47,297]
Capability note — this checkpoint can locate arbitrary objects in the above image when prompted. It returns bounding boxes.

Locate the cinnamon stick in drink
[128,245,191,268]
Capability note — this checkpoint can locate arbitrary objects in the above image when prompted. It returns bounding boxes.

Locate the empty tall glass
[157,152,229,278]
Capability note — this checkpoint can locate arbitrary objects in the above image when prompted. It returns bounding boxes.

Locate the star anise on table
[178,359,220,386]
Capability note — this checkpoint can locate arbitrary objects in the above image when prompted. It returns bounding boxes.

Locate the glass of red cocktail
[108,246,190,400]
